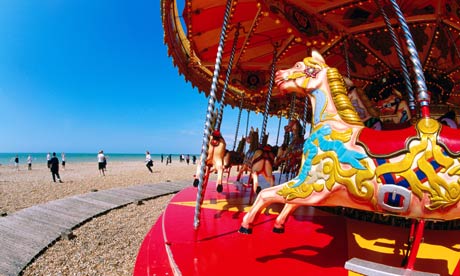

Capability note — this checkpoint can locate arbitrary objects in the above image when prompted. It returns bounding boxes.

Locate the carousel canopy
[162,0,460,118]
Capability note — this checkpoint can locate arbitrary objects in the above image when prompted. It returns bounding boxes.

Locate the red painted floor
[134,176,460,276]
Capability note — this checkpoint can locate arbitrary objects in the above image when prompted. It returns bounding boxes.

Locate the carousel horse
[236,127,275,194]
[223,135,246,180]
[193,129,226,193]
[240,50,460,237]
[376,88,412,127]
[274,119,305,179]
[344,77,382,130]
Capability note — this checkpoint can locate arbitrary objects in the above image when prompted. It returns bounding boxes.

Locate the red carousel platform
[134,175,460,276]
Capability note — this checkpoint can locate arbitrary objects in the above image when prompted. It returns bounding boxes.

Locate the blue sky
[0,1,286,154]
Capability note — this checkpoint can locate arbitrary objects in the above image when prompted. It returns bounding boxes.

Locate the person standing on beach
[14,155,19,171]
[27,155,32,170]
[49,152,63,183]
[145,151,153,173]
[46,152,51,168]
[97,150,106,176]
[61,152,66,170]
[161,154,164,163]
[186,154,190,165]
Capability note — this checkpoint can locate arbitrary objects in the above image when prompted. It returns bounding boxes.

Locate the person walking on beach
[27,155,32,170]
[14,155,19,171]
[97,150,106,176]
[161,154,164,163]
[46,152,51,168]
[61,152,66,170]
[49,152,63,183]
[186,154,190,165]
[145,151,153,173]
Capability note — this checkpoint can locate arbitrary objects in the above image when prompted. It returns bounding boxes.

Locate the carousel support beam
[194,0,234,230]
[215,24,241,129]
[232,95,244,151]
[259,47,278,145]
[275,115,282,146]
[389,0,430,117]
[376,0,416,113]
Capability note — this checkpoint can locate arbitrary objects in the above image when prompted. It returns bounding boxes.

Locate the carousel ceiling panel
[163,0,460,117]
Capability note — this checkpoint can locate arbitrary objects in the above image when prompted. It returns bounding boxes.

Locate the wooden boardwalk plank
[78,191,132,206]
[103,188,150,200]
[0,182,184,276]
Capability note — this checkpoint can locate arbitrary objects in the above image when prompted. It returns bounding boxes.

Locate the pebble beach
[0,160,197,275]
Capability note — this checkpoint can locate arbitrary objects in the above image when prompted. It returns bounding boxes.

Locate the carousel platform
[134,174,460,276]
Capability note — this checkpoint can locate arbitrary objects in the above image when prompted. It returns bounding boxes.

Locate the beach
[0,160,197,275]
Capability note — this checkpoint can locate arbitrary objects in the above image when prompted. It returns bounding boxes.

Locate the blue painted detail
[292,124,368,187]
[312,89,327,124]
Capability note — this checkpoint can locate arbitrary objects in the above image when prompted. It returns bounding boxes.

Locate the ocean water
[0,153,198,165]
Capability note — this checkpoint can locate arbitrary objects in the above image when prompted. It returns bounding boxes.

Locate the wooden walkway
[0,180,189,276]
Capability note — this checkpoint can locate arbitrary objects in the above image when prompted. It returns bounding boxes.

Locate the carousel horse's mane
[324,67,363,127]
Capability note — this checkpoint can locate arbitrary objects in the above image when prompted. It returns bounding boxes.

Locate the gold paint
[327,68,363,126]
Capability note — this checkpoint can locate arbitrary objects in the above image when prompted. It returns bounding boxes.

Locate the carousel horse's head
[377,89,404,115]
[275,50,328,96]
[212,130,222,139]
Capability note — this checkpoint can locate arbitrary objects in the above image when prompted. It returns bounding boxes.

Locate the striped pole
[260,48,278,145]
[194,0,234,229]
[233,95,244,151]
[215,24,241,129]
[389,0,430,117]
[376,0,415,113]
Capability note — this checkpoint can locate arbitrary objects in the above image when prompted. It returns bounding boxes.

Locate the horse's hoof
[216,184,223,193]
[193,179,199,187]
[239,226,253,234]
[256,186,262,194]
[273,227,285,234]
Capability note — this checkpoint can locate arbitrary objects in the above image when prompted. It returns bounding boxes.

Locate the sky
[0,1,286,154]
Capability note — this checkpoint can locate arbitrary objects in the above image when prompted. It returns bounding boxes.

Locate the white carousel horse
[193,130,226,193]
[236,127,275,194]
[240,50,460,235]
[344,77,382,130]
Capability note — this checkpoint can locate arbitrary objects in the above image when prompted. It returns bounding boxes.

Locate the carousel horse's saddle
[357,126,417,157]
[357,120,460,157]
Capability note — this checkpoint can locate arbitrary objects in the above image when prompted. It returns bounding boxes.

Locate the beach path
[0,180,189,276]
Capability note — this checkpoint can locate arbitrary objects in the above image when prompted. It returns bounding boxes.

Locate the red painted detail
[421,106,430,118]
[438,125,460,156]
[357,125,417,157]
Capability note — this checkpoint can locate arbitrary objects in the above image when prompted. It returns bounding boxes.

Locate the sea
[0,152,198,165]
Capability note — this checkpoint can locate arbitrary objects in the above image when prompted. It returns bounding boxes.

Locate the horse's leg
[251,171,260,194]
[215,158,224,193]
[263,160,274,188]
[239,185,285,234]
[273,203,300,233]
[193,158,202,187]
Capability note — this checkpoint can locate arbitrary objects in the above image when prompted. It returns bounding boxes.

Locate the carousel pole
[194,0,234,229]
[389,0,430,118]
[343,38,351,79]
[275,116,282,146]
[259,47,278,145]
[376,0,416,114]
[302,96,309,136]
[215,24,241,129]
[233,95,244,151]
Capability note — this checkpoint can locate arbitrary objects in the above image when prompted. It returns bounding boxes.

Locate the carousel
[135,0,460,275]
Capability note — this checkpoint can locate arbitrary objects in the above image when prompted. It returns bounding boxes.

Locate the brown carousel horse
[239,50,460,268]
[193,129,226,193]
[223,136,246,181]
[274,119,305,180]
[236,127,275,194]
